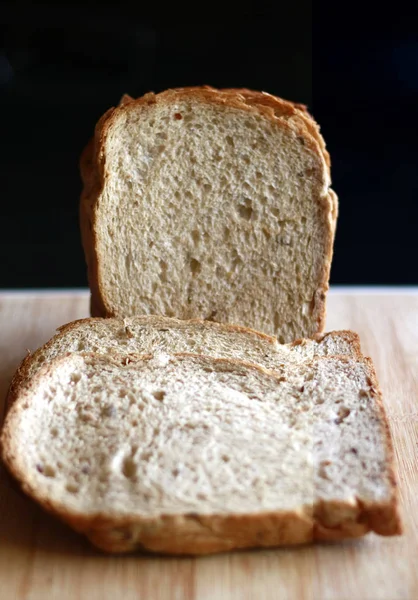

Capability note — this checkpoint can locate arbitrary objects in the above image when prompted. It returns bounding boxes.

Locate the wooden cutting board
[0,289,417,600]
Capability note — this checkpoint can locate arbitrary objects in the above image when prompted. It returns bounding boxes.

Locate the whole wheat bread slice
[7,315,360,409]
[1,352,401,554]
[80,86,337,341]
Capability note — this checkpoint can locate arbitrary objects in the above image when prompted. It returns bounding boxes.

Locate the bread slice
[1,352,401,554]
[7,315,360,409]
[80,86,337,341]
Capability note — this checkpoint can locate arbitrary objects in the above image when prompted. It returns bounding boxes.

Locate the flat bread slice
[7,316,360,408]
[1,352,401,554]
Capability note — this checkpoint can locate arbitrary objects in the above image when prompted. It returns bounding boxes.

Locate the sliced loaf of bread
[1,352,401,554]
[7,315,359,408]
[80,86,337,341]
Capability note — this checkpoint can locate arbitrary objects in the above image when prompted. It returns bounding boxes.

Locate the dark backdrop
[1,3,417,287]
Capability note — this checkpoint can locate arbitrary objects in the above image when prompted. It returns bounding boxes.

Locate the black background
[1,3,417,287]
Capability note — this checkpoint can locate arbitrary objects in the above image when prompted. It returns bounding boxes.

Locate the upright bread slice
[80,86,337,341]
[1,352,400,554]
[7,315,360,408]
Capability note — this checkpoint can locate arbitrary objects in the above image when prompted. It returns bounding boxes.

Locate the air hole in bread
[122,457,137,479]
[191,229,200,246]
[245,119,257,130]
[152,390,165,401]
[71,373,81,384]
[174,113,183,120]
[226,135,234,147]
[335,406,351,424]
[231,249,242,270]
[318,460,331,480]
[141,450,152,462]
[43,465,56,478]
[190,258,201,275]
[102,405,117,418]
[238,198,253,220]
[66,483,79,494]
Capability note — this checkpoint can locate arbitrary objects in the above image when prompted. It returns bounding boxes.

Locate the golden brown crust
[1,350,401,554]
[361,356,402,536]
[79,86,337,331]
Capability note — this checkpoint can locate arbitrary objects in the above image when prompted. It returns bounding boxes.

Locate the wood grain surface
[0,290,417,600]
